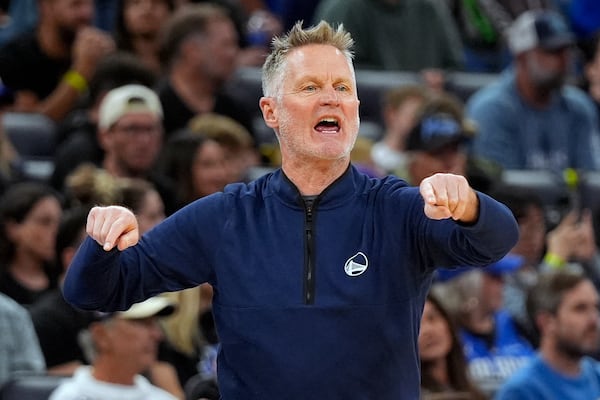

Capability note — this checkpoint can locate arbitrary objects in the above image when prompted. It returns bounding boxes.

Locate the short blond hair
[262,20,354,98]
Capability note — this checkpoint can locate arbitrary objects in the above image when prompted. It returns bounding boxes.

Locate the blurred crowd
[1,0,600,399]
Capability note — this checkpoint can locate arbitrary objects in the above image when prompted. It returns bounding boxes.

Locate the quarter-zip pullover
[64,165,519,400]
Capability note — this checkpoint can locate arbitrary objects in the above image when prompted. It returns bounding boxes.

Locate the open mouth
[314,117,340,133]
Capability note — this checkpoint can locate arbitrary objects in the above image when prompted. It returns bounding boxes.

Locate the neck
[282,157,349,196]
[465,307,495,335]
[170,67,217,113]
[540,338,582,376]
[91,361,137,386]
[427,358,450,387]
[9,253,48,290]
[130,37,162,75]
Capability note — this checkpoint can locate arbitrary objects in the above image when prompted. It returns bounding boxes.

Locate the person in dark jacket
[62,20,519,400]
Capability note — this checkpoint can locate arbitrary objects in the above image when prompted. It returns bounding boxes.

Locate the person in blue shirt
[467,10,600,172]
[62,20,519,400]
[495,270,600,399]
[434,256,536,397]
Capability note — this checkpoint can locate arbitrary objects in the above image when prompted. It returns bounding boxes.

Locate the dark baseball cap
[507,10,575,54]
[405,112,472,153]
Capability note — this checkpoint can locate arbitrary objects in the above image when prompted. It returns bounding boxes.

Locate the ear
[89,322,110,352]
[259,97,279,129]
[535,311,555,334]
[97,127,113,151]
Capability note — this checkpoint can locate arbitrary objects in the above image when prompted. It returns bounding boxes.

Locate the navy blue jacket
[63,166,518,400]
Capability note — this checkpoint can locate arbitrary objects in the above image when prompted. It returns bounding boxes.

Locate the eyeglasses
[111,123,162,137]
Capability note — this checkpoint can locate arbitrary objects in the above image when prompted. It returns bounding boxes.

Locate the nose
[319,86,340,106]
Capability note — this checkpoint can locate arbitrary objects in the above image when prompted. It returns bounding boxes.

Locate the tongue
[315,123,339,133]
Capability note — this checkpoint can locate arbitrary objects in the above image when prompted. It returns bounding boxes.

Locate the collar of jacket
[268,164,362,210]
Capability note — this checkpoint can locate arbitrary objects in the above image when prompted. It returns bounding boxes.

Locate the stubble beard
[555,330,599,361]
[277,107,359,162]
[526,56,566,93]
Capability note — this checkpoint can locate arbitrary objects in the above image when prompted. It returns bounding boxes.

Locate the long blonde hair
[160,288,202,356]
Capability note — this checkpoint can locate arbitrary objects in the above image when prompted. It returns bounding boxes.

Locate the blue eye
[335,85,349,92]
[304,85,317,92]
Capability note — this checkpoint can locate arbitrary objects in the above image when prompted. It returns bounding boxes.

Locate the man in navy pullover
[63,21,519,399]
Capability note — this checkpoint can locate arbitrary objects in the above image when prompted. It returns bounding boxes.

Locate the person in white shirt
[49,296,178,400]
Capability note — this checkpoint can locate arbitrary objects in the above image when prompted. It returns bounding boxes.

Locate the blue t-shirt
[495,354,600,399]
[461,310,535,396]
[466,68,600,172]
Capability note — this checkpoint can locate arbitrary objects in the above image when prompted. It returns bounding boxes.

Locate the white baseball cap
[507,10,575,55]
[95,296,176,320]
[98,84,163,130]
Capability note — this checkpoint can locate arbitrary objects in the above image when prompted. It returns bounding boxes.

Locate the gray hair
[430,270,483,325]
[261,20,355,98]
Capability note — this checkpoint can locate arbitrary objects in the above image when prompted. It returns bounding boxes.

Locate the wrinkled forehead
[283,44,355,81]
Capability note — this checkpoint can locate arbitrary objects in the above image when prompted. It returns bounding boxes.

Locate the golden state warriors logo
[344,252,369,276]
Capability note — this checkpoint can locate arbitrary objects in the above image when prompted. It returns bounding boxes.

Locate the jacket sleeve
[62,194,226,312]
[422,191,520,269]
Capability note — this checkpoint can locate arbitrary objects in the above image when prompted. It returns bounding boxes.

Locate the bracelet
[62,70,88,93]
[544,252,566,269]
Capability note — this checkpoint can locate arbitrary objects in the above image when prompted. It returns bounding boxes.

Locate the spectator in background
[157,130,229,209]
[49,296,179,400]
[158,288,205,388]
[370,85,430,176]
[29,206,96,375]
[188,112,259,183]
[401,93,498,193]
[433,257,536,397]
[119,178,165,234]
[91,84,178,214]
[175,0,280,68]
[467,10,600,172]
[50,51,157,192]
[0,0,115,122]
[313,0,464,89]
[0,292,45,387]
[156,4,255,138]
[490,184,600,347]
[496,270,600,399]
[0,182,63,306]
[116,175,184,399]
[419,292,486,400]
[114,0,175,77]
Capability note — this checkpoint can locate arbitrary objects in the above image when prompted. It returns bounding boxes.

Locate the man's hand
[87,206,139,251]
[547,209,598,263]
[72,27,116,79]
[419,173,479,223]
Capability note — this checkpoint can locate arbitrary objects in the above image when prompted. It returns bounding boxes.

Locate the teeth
[319,118,338,124]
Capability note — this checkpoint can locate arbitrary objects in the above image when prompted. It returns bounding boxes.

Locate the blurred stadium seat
[1,112,57,181]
